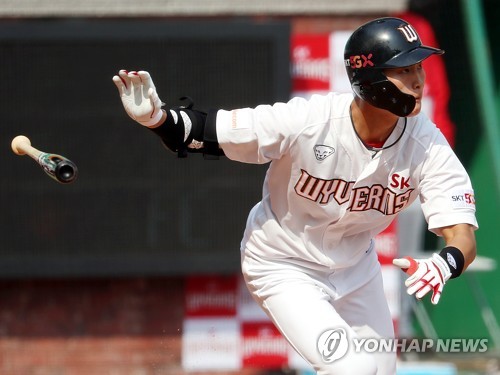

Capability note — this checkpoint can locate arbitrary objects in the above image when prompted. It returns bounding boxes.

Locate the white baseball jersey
[216,92,478,270]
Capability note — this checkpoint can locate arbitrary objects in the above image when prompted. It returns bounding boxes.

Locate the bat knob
[11,135,31,155]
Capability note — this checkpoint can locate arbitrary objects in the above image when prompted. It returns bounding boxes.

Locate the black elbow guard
[148,97,224,159]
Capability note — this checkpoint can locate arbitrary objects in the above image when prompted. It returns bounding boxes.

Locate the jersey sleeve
[215,94,336,164]
[418,129,478,234]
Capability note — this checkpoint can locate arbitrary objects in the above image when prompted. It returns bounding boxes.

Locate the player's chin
[407,100,422,117]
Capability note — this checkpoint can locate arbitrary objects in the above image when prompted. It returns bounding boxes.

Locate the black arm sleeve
[148,98,224,159]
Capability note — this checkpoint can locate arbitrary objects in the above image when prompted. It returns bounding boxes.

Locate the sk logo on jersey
[389,173,410,190]
[314,145,335,161]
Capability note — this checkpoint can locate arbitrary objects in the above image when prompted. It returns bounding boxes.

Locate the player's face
[384,63,426,117]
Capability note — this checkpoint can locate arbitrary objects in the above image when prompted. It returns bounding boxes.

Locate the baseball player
[113,17,478,375]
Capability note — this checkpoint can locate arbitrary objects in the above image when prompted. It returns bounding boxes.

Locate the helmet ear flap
[351,70,416,117]
[360,80,416,117]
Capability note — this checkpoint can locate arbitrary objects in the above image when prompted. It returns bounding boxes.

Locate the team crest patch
[314,145,335,161]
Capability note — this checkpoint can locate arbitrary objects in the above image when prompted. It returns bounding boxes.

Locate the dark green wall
[412,0,500,346]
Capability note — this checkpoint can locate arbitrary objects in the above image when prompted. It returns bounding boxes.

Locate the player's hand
[112,70,164,127]
[393,254,452,305]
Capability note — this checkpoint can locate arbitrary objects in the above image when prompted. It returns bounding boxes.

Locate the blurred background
[0,0,498,374]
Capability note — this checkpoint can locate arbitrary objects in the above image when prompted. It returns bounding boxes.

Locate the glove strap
[139,109,164,127]
[438,246,465,279]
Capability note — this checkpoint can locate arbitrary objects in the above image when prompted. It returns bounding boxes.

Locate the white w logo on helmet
[398,25,419,42]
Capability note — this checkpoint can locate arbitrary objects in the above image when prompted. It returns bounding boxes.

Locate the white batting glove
[112,70,164,127]
[393,254,452,305]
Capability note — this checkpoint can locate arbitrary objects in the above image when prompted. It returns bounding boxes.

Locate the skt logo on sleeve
[449,189,476,208]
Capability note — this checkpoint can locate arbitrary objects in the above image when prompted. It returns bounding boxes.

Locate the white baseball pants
[242,245,396,375]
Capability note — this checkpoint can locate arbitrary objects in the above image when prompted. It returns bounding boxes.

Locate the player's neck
[350,99,400,144]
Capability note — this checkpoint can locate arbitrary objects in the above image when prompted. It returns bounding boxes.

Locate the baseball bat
[11,135,78,184]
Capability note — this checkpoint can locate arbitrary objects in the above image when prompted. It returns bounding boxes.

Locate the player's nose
[413,69,426,90]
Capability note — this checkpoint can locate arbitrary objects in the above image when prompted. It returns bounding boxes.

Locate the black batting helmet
[344,17,444,117]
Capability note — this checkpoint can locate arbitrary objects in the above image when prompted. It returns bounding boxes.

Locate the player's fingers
[146,88,159,117]
[148,87,163,105]
[128,71,143,104]
[393,258,411,269]
[430,285,442,305]
[394,256,419,275]
[393,258,410,268]
[113,74,130,93]
[415,283,433,300]
[112,75,125,92]
[406,278,425,296]
[128,70,141,84]
[404,264,427,287]
[116,70,132,94]
[118,69,130,85]
[147,88,157,110]
[138,71,154,90]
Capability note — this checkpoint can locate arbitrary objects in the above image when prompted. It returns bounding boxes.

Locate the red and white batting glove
[112,70,164,127]
[393,253,452,305]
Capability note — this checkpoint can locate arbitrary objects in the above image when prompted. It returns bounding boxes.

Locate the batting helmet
[344,17,444,117]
